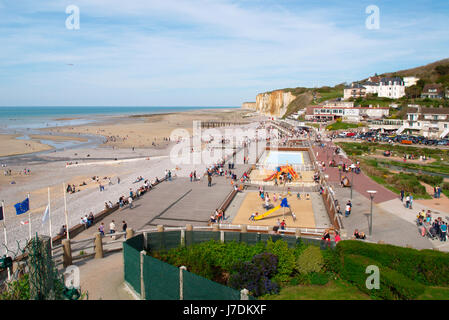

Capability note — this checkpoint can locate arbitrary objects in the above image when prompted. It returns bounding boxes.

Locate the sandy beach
[0,108,265,248]
[0,134,53,157]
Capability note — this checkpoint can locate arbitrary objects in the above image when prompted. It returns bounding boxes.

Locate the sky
[0,0,448,107]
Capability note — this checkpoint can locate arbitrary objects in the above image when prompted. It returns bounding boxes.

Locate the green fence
[123,234,144,295]
[125,230,335,300]
[143,255,180,300]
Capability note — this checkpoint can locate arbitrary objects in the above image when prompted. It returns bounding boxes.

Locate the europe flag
[14,198,29,215]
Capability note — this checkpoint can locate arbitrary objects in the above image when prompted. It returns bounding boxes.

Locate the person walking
[207,172,212,187]
[128,196,133,209]
[99,223,105,236]
[400,189,405,202]
[122,221,128,239]
[117,176,120,184]
[110,220,116,240]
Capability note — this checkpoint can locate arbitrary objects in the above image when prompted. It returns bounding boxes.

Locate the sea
[0,106,238,155]
[0,106,238,130]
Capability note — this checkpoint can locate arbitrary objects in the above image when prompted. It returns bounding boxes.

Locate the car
[346,132,356,137]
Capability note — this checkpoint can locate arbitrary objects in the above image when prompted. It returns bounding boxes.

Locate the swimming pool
[263,151,306,166]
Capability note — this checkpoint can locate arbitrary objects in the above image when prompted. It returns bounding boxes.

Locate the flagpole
[27,193,31,240]
[1,200,10,281]
[63,183,70,240]
[48,187,53,254]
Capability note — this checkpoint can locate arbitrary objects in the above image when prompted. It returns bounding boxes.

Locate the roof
[380,77,404,85]
[407,106,449,115]
[344,83,366,89]
[422,83,443,93]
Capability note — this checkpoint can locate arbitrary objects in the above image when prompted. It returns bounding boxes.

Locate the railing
[52,223,329,267]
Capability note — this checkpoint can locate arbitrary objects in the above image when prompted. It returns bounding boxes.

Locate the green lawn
[417,286,449,300]
[261,279,372,300]
[326,122,361,131]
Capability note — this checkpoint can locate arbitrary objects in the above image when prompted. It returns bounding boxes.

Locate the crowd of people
[417,209,448,241]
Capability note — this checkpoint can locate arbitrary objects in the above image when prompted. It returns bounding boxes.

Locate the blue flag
[14,198,29,215]
[280,198,289,208]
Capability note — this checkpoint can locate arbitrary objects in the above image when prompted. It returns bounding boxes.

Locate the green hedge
[341,254,425,300]
[337,241,449,286]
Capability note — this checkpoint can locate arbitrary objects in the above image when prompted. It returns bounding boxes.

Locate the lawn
[417,286,449,300]
[261,279,371,300]
[326,122,361,131]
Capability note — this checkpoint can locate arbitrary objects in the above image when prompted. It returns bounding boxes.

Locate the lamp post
[350,164,356,199]
[367,190,377,236]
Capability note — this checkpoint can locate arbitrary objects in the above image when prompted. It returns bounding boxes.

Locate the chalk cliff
[254,90,296,117]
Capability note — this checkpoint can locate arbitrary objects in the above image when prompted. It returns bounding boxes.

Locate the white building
[399,106,449,138]
[377,77,406,99]
[403,76,419,87]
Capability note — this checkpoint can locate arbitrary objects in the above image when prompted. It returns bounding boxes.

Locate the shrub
[417,174,443,186]
[266,239,296,284]
[340,254,425,300]
[337,241,449,286]
[228,253,279,297]
[308,272,329,285]
[296,245,324,274]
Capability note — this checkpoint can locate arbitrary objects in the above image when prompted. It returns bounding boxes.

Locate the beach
[0,108,264,248]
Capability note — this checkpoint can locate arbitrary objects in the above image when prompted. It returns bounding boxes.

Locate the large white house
[377,77,406,99]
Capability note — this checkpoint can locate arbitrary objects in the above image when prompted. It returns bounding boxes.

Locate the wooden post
[186,224,193,231]
[62,238,72,267]
[157,225,165,232]
[241,225,247,233]
[212,224,219,232]
[126,228,134,240]
[295,228,301,238]
[94,232,104,259]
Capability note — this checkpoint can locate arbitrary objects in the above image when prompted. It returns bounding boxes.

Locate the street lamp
[350,164,356,199]
[367,190,377,236]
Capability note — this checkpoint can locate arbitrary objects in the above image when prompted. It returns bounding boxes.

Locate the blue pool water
[264,151,305,165]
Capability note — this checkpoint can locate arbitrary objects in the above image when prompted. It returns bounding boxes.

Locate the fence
[123,229,335,300]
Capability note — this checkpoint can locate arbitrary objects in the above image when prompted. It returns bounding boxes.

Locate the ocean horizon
[0,106,239,131]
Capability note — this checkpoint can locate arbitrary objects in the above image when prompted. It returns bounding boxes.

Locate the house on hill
[343,83,366,100]
[421,84,444,99]
[401,105,449,138]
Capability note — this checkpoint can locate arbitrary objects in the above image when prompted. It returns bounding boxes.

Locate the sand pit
[231,192,316,228]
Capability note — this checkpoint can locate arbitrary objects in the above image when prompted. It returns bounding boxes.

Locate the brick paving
[313,141,397,204]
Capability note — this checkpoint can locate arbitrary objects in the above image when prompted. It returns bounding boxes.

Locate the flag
[20,221,29,225]
[42,205,49,223]
[281,198,289,208]
[14,198,29,215]
[0,206,3,221]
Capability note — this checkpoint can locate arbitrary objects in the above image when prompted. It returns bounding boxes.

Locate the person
[353,229,360,239]
[291,211,296,222]
[280,220,286,231]
[58,225,67,237]
[249,212,256,221]
[409,194,413,209]
[345,202,351,217]
[322,229,330,241]
[190,172,193,182]
[208,173,212,187]
[80,217,87,229]
[405,195,410,208]
[211,214,217,223]
[98,223,105,236]
[128,196,133,209]
[440,222,447,242]
[110,220,116,234]
[122,221,128,239]
[334,231,341,243]
[117,176,120,184]
[88,212,94,225]
[400,189,405,202]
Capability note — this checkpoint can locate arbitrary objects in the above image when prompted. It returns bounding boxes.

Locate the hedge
[337,241,449,286]
[341,254,425,300]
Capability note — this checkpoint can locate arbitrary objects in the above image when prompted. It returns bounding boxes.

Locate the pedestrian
[128,196,133,209]
[117,176,120,184]
[409,194,413,209]
[400,189,404,202]
[110,220,116,239]
[190,172,193,182]
[122,221,128,239]
[99,223,105,236]
[405,195,410,208]
[208,173,212,187]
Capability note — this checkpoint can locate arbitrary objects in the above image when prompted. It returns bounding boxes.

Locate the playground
[249,149,315,186]
[231,191,316,228]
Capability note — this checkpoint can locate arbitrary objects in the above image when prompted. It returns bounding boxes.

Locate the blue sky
[0,0,448,106]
